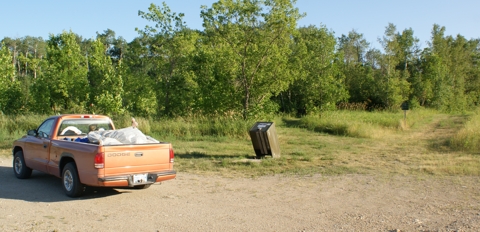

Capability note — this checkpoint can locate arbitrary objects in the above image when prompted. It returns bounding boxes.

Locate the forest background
[1,0,479,120]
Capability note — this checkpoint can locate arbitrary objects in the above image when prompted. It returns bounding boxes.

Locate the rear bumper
[98,170,176,187]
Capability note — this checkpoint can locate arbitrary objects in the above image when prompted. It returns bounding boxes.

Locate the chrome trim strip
[98,170,176,182]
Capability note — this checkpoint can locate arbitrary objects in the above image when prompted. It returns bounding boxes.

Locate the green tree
[421,24,473,112]
[1,37,21,80]
[337,30,379,107]
[121,38,158,117]
[13,37,47,113]
[465,39,480,107]
[0,42,15,82]
[200,0,304,119]
[137,2,199,117]
[338,30,369,65]
[421,51,450,110]
[0,42,16,113]
[33,31,89,113]
[191,29,246,116]
[445,34,469,112]
[88,39,124,115]
[96,29,128,63]
[377,23,412,109]
[281,25,348,115]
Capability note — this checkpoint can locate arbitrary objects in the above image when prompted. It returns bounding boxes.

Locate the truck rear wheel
[13,151,32,179]
[62,162,84,197]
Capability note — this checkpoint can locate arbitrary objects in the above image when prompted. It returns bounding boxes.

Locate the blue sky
[1,0,479,50]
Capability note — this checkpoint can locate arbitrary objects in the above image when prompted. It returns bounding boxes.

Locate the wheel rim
[64,170,73,191]
[14,157,22,174]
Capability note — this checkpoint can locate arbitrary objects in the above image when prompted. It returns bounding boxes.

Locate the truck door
[24,118,55,173]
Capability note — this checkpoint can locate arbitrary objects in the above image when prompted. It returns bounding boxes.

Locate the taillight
[95,152,104,168]
[169,147,174,163]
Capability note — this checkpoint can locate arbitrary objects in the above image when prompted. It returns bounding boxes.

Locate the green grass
[111,114,256,139]
[169,109,479,177]
[0,114,46,149]
[1,109,479,178]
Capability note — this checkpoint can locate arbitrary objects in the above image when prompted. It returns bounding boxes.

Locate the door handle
[43,144,48,148]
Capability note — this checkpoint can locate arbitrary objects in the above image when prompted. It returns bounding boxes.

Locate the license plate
[133,174,148,184]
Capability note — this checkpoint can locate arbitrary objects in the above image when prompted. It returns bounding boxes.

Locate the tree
[1,37,21,80]
[465,39,480,107]
[0,42,15,82]
[281,25,348,115]
[377,23,412,109]
[88,39,124,115]
[337,31,384,108]
[201,0,304,119]
[121,38,158,117]
[337,30,369,65]
[421,24,474,112]
[0,42,16,113]
[96,29,128,63]
[32,31,89,113]
[446,34,470,112]
[136,3,199,117]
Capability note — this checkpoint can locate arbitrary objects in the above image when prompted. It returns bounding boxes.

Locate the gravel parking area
[1,156,479,231]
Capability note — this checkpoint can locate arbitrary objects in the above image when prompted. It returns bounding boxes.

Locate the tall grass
[450,109,480,152]
[0,113,256,141]
[110,114,258,140]
[0,114,47,149]
[290,109,437,138]
[148,116,256,139]
[0,109,439,146]
[0,114,46,133]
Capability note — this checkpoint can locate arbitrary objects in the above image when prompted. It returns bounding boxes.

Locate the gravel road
[1,156,479,231]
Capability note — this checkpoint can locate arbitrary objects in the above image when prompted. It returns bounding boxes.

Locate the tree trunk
[243,84,249,120]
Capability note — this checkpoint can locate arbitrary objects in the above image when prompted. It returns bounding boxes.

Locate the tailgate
[102,143,172,176]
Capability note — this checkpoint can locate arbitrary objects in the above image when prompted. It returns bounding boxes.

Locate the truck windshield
[58,119,114,136]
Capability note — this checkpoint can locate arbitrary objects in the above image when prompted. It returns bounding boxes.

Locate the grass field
[168,110,479,177]
[1,109,479,177]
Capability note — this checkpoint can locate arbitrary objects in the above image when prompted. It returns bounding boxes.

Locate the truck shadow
[176,151,256,160]
[0,166,128,202]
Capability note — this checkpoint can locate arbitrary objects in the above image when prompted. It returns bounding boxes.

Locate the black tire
[62,162,84,197]
[133,184,152,189]
[13,151,32,179]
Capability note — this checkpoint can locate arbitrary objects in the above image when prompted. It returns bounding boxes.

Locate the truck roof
[47,114,111,120]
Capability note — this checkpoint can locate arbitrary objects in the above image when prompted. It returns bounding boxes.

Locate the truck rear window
[58,119,114,136]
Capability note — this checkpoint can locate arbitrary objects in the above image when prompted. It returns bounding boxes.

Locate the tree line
[1,0,479,119]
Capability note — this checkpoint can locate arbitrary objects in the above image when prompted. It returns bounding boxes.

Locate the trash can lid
[250,122,273,131]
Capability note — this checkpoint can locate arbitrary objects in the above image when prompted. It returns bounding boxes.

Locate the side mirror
[27,129,37,136]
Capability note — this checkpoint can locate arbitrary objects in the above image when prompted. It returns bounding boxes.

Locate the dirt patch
[0,156,479,231]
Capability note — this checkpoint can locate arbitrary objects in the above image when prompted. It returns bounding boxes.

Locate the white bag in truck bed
[88,127,160,145]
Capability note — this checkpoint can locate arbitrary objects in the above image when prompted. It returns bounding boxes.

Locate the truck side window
[38,119,55,139]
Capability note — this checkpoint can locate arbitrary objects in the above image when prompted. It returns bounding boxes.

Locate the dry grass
[450,109,480,152]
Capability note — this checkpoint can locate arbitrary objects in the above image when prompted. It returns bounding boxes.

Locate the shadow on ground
[0,165,135,202]
[176,151,256,160]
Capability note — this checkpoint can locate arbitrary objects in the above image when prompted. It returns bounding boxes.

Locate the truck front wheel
[13,151,32,179]
[62,162,84,197]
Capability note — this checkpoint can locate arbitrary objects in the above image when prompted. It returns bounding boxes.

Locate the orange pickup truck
[12,114,176,197]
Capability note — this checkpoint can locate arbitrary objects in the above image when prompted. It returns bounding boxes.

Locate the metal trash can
[249,122,280,158]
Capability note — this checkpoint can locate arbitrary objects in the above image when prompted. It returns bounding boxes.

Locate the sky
[1,0,479,50]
